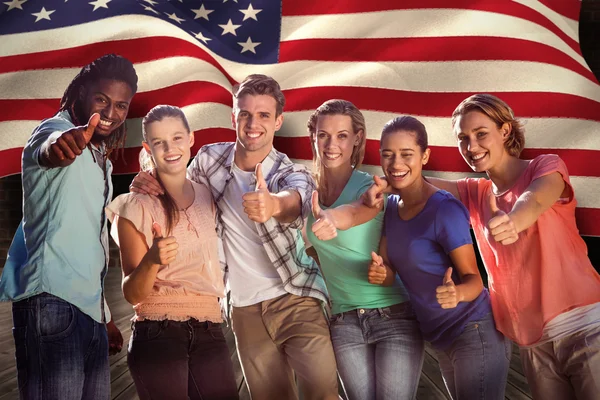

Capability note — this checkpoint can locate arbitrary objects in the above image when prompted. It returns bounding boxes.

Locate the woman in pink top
[105,105,238,400]
[368,94,600,399]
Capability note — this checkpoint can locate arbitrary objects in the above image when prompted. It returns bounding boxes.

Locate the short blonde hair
[452,94,525,157]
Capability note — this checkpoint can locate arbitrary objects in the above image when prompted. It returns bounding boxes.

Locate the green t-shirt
[306,170,409,314]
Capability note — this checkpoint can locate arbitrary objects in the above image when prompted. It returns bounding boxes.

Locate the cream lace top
[106,181,223,323]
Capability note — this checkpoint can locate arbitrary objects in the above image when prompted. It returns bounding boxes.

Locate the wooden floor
[0,267,532,400]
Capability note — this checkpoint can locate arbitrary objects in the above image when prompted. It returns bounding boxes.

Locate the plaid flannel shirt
[187,142,329,306]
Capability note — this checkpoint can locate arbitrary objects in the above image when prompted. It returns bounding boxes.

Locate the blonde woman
[307,100,424,400]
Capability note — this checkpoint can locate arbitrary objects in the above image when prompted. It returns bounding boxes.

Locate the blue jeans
[435,313,511,400]
[329,302,425,400]
[128,319,239,400]
[12,293,110,400]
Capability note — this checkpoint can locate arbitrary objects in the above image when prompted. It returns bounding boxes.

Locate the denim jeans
[435,312,511,400]
[12,292,110,400]
[329,302,425,400]
[128,319,239,400]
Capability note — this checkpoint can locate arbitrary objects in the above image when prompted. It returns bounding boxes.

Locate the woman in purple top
[376,116,511,400]
[315,116,511,400]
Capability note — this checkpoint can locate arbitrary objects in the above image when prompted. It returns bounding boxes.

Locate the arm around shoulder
[424,176,461,200]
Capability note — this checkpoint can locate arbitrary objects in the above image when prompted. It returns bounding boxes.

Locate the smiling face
[455,110,510,173]
[80,78,133,145]
[380,130,430,190]
[313,114,361,171]
[142,116,195,176]
[232,93,283,159]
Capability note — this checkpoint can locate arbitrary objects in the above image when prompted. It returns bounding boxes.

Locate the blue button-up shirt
[0,111,112,323]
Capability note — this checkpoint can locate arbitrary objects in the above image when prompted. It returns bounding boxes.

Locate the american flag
[1,0,599,236]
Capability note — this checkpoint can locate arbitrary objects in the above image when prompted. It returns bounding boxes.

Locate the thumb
[443,267,454,286]
[373,175,388,191]
[255,163,267,191]
[83,113,100,144]
[371,251,383,266]
[488,193,500,214]
[311,191,322,219]
[152,222,163,239]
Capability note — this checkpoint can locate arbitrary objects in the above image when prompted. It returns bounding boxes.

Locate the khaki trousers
[231,293,339,400]
[520,324,600,400]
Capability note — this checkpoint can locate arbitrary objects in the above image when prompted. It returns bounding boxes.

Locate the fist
[368,251,387,285]
[47,113,100,163]
[311,191,337,241]
[363,175,388,208]
[148,222,178,266]
[106,320,123,356]
[488,194,518,245]
[436,267,460,309]
[242,163,276,223]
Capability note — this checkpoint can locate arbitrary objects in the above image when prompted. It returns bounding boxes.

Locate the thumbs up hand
[368,251,388,285]
[487,193,518,245]
[363,175,389,208]
[44,113,101,166]
[147,222,179,266]
[310,191,338,241]
[436,267,463,309]
[242,163,277,223]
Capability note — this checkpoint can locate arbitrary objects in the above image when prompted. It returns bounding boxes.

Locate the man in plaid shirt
[132,75,339,400]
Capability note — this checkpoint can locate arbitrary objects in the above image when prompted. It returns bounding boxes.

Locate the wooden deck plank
[416,373,449,400]
[0,267,533,399]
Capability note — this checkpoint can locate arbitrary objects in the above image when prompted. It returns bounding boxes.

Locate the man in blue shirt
[0,54,138,400]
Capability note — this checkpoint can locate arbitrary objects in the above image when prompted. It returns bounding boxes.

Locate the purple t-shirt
[384,190,491,350]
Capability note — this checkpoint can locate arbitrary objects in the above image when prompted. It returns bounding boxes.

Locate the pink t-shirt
[457,154,600,345]
[106,181,224,323]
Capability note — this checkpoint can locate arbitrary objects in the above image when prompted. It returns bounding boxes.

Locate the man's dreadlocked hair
[59,54,138,160]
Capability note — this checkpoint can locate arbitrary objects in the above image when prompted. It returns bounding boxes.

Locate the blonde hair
[307,99,366,194]
[451,94,525,157]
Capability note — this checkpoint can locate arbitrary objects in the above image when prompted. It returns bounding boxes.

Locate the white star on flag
[238,37,260,54]
[165,12,185,24]
[218,19,241,36]
[89,0,110,12]
[31,7,55,22]
[142,0,158,5]
[142,5,159,14]
[191,4,214,21]
[3,0,27,11]
[239,4,261,21]
[193,31,212,44]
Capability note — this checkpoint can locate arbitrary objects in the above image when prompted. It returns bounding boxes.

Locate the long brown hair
[59,54,138,161]
[140,105,192,235]
[307,99,366,196]
[451,94,525,157]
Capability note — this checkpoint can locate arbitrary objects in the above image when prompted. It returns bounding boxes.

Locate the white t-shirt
[221,163,286,306]
[522,302,600,348]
